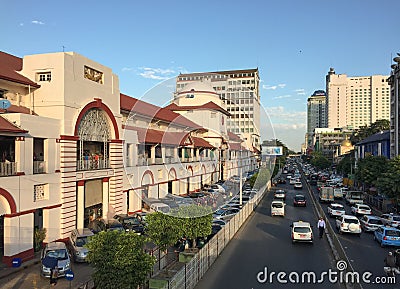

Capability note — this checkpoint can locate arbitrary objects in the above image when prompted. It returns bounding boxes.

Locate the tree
[310,151,330,170]
[337,154,355,176]
[377,156,400,198]
[350,119,390,144]
[86,230,156,289]
[355,155,388,187]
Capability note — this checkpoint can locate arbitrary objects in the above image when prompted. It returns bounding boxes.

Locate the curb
[0,258,41,280]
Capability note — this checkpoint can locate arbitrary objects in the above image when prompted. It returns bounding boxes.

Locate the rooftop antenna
[62,45,65,52]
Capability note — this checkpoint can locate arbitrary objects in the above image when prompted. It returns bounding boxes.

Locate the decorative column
[102,177,110,219]
[76,181,85,229]
[109,140,124,215]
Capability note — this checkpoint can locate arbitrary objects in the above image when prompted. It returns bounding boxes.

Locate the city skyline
[2,0,400,151]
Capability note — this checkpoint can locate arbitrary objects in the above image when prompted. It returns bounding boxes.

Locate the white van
[271,201,285,217]
[150,202,171,213]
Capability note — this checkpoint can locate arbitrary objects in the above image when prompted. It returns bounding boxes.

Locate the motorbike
[383,266,400,277]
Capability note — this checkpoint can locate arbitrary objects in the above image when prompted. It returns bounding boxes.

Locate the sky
[2,0,400,151]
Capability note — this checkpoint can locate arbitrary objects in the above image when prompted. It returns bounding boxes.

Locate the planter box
[178,248,198,263]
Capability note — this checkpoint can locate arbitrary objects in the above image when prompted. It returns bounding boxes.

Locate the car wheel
[380,240,385,248]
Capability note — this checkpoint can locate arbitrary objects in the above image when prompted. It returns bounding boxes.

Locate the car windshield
[393,216,400,222]
[295,196,305,201]
[359,205,370,210]
[123,218,141,226]
[386,230,400,237]
[369,219,383,225]
[332,205,343,210]
[46,249,68,260]
[76,237,89,247]
[294,227,310,233]
[272,203,283,208]
[344,218,359,224]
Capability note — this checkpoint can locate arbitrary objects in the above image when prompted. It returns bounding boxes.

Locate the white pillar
[103,178,110,219]
[77,181,85,229]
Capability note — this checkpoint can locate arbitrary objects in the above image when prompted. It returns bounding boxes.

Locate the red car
[293,194,307,207]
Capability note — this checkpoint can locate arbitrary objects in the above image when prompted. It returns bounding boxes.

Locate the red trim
[74,99,119,139]
[141,170,155,185]
[77,180,85,186]
[43,204,62,210]
[110,139,123,144]
[0,188,17,214]
[2,248,35,267]
[55,169,61,173]
[102,177,109,183]
[4,209,35,218]
[60,135,80,141]
[15,172,25,176]
[187,166,193,175]
[168,168,177,180]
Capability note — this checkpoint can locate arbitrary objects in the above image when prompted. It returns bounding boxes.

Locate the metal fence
[158,182,269,289]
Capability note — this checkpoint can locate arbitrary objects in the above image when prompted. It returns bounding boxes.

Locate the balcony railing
[77,158,110,171]
[0,162,17,177]
[33,161,46,174]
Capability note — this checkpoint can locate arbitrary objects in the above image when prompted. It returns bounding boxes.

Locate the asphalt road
[0,261,93,289]
[310,185,400,289]
[195,180,341,289]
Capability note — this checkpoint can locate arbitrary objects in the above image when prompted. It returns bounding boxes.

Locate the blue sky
[2,0,400,151]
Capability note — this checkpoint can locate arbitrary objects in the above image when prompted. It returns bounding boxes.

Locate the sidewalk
[0,253,41,280]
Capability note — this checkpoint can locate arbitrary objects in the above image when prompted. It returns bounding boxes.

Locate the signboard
[0,99,12,110]
[262,146,283,156]
[12,258,22,268]
[65,270,74,281]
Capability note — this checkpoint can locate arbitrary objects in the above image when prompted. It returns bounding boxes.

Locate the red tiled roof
[0,116,28,133]
[0,104,34,115]
[124,126,190,146]
[228,142,245,151]
[227,131,242,142]
[191,137,214,148]
[0,51,40,88]
[120,94,203,130]
[165,102,230,116]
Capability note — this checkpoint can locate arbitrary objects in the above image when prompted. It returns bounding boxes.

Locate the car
[213,208,240,220]
[286,174,292,179]
[360,215,384,232]
[293,194,306,207]
[289,178,297,185]
[327,203,346,217]
[210,184,226,193]
[149,202,171,213]
[351,204,372,216]
[380,213,400,228]
[212,219,227,226]
[68,228,94,262]
[271,200,285,216]
[105,219,125,232]
[114,214,145,234]
[335,215,362,236]
[374,226,400,247]
[290,221,313,243]
[40,241,71,278]
[274,189,286,200]
[294,181,303,190]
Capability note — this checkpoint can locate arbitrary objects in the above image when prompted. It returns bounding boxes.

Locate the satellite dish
[0,99,12,110]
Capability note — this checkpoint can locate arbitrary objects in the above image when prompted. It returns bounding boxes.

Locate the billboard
[262,146,283,156]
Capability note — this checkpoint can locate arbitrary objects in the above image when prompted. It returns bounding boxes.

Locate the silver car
[68,228,94,262]
[40,242,71,277]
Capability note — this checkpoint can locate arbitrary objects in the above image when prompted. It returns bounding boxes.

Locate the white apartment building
[175,69,261,151]
[325,68,390,129]
[0,51,255,267]
[388,55,400,158]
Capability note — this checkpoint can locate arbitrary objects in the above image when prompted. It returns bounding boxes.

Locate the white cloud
[263,85,277,90]
[138,67,177,80]
[122,67,134,72]
[19,23,24,26]
[273,95,291,100]
[278,84,286,88]
[31,20,45,25]
[295,88,306,95]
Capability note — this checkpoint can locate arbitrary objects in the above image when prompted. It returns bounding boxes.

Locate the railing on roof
[0,162,17,177]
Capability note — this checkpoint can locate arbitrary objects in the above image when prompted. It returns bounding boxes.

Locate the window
[34,184,49,201]
[211,112,217,118]
[37,72,51,82]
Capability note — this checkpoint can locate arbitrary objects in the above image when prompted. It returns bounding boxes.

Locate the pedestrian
[317,217,326,239]
[49,266,59,286]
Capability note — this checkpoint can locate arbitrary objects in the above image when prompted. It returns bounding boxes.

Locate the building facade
[355,130,390,160]
[325,68,390,129]
[313,128,354,162]
[0,51,256,266]
[388,56,400,158]
[175,69,261,151]
[306,90,327,149]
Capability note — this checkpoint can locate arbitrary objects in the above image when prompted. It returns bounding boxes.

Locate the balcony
[0,162,17,177]
[33,161,46,174]
[76,158,110,171]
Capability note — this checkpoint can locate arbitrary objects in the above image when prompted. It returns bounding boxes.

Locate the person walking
[49,266,59,286]
[317,217,326,239]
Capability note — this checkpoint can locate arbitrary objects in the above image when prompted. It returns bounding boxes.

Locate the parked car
[374,226,400,247]
[41,241,71,278]
[380,213,400,228]
[114,214,145,234]
[335,215,362,236]
[213,207,240,220]
[271,200,285,216]
[327,203,346,218]
[351,204,372,216]
[105,219,125,232]
[293,194,306,207]
[294,181,303,190]
[212,219,227,227]
[150,202,171,213]
[290,221,313,244]
[68,228,94,262]
[360,215,384,232]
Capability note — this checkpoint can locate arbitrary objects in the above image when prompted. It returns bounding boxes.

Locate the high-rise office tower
[306,90,327,148]
[388,56,400,158]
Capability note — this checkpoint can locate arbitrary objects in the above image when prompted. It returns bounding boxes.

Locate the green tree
[310,151,331,170]
[377,156,400,198]
[170,205,213,248]
[86,230,156,289]
[337,154,355,176]
[350,119,390,144]
[355,155,388,187]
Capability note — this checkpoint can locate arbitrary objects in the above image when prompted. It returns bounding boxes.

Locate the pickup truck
[345,191,364,205]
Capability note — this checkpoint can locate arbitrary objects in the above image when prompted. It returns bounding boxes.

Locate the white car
[294,181,303,189]
[210,184,225,193]
[336,215,362,236]
[271,200,285,217]
[327,203,346,217]
[359,215,384,232]
[380,213,400,228]
[274,189,286,200]
[351,204,372,216]
[291,221,313,243]
[289,178,297,185]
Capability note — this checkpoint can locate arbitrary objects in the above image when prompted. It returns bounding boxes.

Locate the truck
[333,187,343,199]
[345,191,364,205]
[319,186,334,203]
